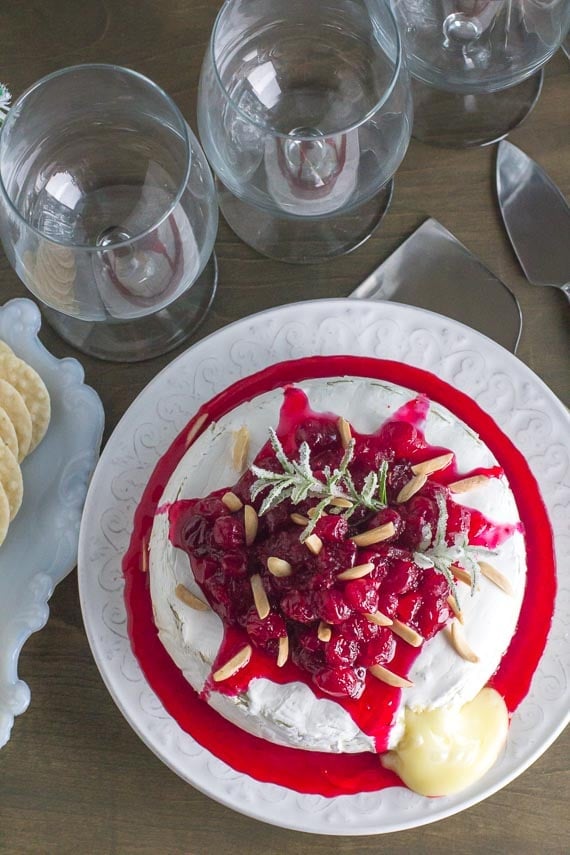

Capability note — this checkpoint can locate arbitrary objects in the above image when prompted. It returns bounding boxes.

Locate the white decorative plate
[77,299,569,834]
[0,298,104,748]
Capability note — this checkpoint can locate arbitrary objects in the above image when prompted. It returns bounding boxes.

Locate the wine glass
[198,0,412,263]
[0,64,218,361]
[393,0,570,147]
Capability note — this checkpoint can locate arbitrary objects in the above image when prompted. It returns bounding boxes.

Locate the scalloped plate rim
[77,298,569,834]
[0,297,105,748]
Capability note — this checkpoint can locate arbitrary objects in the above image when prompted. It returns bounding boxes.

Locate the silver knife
[497,141,570,302]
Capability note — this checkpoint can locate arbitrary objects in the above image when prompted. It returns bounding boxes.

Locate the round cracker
[0,442,23,521]
[0,405,19,459]
[0,340,13,356]
[0,354,50,452]
[0,379,32,461]
[0,481,10,546]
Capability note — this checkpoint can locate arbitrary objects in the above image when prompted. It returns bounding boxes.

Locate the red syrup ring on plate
[122,356,556,797]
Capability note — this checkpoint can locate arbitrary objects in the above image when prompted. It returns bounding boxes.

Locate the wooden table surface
[0,2,568,853]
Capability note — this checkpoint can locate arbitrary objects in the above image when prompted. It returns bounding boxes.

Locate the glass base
[41,253,218,362]
[216,178,394,264]
[411,71,544,148]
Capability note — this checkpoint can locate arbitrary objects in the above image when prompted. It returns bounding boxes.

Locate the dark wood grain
[0,2,568,853]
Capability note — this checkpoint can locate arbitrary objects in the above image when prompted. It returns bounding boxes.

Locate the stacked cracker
[0,340,51,545]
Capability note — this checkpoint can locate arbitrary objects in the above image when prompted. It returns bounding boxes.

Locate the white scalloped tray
[0,298,104,748]
[78,299,569,834]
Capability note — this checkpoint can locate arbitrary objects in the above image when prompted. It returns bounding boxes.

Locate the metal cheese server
[497,141,570,302]
[351,218,522,352]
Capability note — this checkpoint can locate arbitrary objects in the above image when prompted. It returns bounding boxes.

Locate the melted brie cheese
[149,377,525,759]
[382,688,509,796]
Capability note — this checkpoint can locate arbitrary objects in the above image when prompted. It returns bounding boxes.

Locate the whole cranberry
[296,627,322,654]
[314,588,352,625]
[341,614,380,643]
[220,551,248,578]
[358,627,396,667]
[191,556,218,585]
[421,567,450,599]
[313,666,366,699]
[280,591,319,624]
[376,591,399,618]
[400,496,438,550]
[295,419,338,452]
[343,578,379,614]
[378,421,423,458]
[315,540,358,577]
[177,514,211,551]
[354,437,393,472]
[192,496,227,520]
[314,514,348,543]
[379,557,420,595]
[259,502,291,537]
[416,594,451,640]
[245,607,287,648]
[358,546,390,585]
[212,515,245,550]
[396,591,423,624]
[324,635,360,667]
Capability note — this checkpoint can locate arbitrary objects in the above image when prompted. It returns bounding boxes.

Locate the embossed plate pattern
[78,299,569,834]
[0,298,104,748]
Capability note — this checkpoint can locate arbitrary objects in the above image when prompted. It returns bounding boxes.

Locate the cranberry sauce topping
[123,356,556,798]
[167,385,510,746]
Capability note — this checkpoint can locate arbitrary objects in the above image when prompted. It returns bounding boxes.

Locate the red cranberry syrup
[123,357,556,797]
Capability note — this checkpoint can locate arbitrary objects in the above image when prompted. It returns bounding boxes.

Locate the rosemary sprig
[414,488,496,610]
[250,428,388,541]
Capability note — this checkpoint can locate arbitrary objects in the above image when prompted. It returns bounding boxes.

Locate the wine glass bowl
[198,0,412,262]
[0,64,218,360]
[393,0,570,147]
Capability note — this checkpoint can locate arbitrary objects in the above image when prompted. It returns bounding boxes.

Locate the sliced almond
[479,560,514,595]
[330,496,353,509]
[185,412,208,449]
[141,537,149,573]
[337,562,374,581]
[267,556,293,577]
[175,583,210,612]
[411,452,454,476]
[222,491,243,512]
[337,416,352,450]
[277,635,289,667]
[447,594,464,623]
[396,473,428,504]
[351,522,395,547]
[451,564,472,586]
[290,512,309,526]
[212,645,252,682]
[447,621,479,663]
[364,610,393,627]
[244,504,258,546]
[232,426,250,472]
[448,474,489,494]
[304,533,323,556]
[391,619,424,648]
[369,664,413,689]
[250,573,270,619]
[318,621,332,643]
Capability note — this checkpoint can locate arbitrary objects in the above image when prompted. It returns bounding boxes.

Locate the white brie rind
[149,377,526,754]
